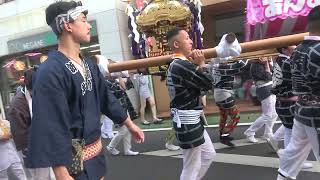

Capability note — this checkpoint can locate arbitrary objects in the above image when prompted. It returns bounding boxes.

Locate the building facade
[0,0,252,118]
[0,0,135,116]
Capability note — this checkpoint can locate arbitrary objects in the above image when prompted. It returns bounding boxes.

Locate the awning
[246,16,308,41]
[245,0,320,41]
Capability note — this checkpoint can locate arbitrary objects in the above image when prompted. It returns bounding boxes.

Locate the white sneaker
[101,133,109,139]
[165,142,180,151]
[276,174,290,180]
[266,137,279,152]
[106,146,120,155]
[101,132,114,139]
[277,148,284,157]
[302,162,313,169]
[246,135,258,143]
[261,134,273,140]
[124,150,139,156]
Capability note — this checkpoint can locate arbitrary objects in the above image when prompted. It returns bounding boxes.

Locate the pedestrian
[166,27,216,180]
[103,72,140,156]
[276,6,320,180]
[26,1,144,179]
[0,117,27,180]
[8,66,56,179]
[137,73,163,125]
[244,56,278,143]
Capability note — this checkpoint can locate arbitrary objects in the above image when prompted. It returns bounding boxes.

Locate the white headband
[51,6,88,34]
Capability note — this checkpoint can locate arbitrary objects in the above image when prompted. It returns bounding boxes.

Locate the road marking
[171,153,320,173]
[142,138,267,157]
[141,138,320,173]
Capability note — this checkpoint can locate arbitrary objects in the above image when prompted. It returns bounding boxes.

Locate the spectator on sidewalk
[0,117,27,179]
[136,72,163,125]
[8,66,56,180]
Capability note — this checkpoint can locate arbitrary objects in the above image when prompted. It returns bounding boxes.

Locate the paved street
[103,124,320,180]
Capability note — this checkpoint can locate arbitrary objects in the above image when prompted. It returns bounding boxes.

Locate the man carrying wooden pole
[107,32,308,73]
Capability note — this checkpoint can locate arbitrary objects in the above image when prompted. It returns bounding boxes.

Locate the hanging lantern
[14,61,26,71]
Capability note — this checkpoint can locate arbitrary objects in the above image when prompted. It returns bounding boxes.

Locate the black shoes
[220,135,235,147]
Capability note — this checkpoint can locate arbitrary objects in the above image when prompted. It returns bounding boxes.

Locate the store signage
[8,32,48,53]
[7,21,97,54]
[247,0,320,25]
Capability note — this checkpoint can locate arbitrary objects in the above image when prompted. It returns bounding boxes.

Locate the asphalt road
[103,125,320,180]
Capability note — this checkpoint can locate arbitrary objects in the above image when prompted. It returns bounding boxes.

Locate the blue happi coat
[26,50,127,179]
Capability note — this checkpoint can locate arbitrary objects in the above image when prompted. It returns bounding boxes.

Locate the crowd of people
[0,1,319,180]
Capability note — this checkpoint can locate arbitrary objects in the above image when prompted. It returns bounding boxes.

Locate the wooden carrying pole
[108,32,308,72]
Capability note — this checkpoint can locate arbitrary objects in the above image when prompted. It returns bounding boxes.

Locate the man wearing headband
[26,1,144,180]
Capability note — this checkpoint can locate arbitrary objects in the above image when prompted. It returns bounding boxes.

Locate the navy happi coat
[26,50,127,179]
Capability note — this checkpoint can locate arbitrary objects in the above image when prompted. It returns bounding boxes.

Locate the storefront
[0,21,100,109]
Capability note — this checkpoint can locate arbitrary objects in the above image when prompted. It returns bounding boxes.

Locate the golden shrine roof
[136,0,192,27]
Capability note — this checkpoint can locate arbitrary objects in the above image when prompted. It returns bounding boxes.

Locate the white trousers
[283,127,292,148]
[0,162,27,180]
[101,115,114,139]
[278,119,320,179]
[108,125,132,152]
[273,125,285,142]
[17,151,55,180]
[25,168,55,180]
[245,95,278,137]
[180,130,216,180]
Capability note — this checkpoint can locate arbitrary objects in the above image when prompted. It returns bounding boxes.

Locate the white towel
[171,108,203,128]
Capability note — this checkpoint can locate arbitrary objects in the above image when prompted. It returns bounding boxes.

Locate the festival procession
[0,0,319,179]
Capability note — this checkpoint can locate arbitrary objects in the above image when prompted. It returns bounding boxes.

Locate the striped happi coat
[272,54,296,129]
[166,57,213,149]
[211,59,248,109]
[291,38,320,128]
